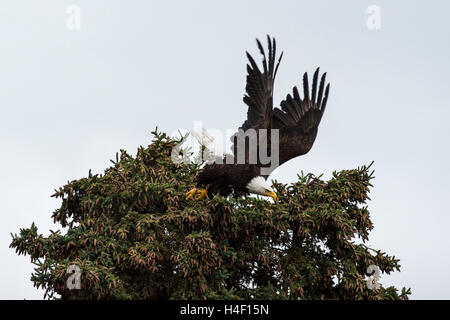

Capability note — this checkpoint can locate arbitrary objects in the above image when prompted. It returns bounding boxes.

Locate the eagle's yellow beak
[265,190,277,201]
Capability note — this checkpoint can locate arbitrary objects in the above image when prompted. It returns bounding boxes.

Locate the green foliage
[10,130,410,300]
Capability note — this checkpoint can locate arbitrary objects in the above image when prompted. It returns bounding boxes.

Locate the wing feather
[231,36,283,162]
[272,68,330,167]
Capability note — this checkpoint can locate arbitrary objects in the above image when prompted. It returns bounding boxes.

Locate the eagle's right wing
[272,68,330,167]
[239,35,282,132]
[230,36,283,163]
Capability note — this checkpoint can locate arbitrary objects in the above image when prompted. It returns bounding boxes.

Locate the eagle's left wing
[271,68,330,167]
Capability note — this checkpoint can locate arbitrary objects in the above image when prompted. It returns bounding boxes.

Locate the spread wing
[231,35,283,163]
[272,68,330,167]
[240,35,282,132]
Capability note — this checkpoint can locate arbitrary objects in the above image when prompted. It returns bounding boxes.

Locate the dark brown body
[197,161,261,196]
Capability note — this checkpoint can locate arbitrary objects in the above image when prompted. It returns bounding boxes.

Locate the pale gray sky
[1,0,449,299]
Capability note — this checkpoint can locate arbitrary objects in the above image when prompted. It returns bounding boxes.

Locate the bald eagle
[186,36,330,201]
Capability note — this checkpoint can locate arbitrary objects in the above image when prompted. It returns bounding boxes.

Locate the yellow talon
[185,188,197,200]
[185,188,208,200]
[195,189,207,200]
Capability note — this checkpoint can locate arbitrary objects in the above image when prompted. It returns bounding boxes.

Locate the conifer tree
[10,130,411,299]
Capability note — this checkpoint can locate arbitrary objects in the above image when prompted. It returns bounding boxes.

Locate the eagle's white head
[246,176,277,201]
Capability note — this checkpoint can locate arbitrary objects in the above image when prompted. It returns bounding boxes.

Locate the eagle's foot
[196,189,208,200]
[185,188,208,200]
[185,188,197,200]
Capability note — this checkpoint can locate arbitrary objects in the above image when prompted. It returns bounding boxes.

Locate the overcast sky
[1,0,449,299]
